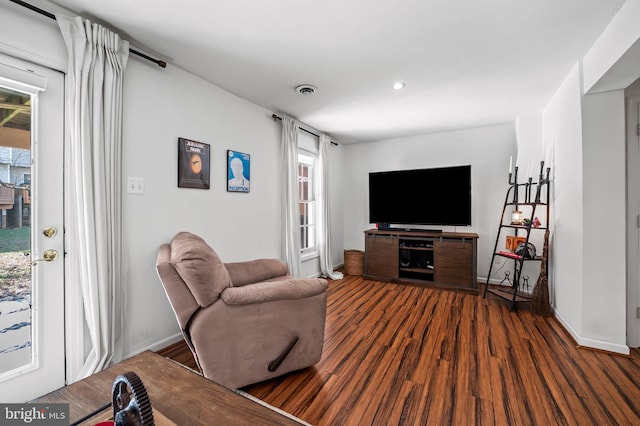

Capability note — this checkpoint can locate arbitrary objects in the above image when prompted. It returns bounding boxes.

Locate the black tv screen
[368,165,471,226]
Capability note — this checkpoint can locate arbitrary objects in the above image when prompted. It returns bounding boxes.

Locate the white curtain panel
[281,115,301,278]
[57,15,129,379]
[318,134,343,279]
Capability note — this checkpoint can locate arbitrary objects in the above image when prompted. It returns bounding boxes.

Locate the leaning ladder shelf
[482,162,551,311]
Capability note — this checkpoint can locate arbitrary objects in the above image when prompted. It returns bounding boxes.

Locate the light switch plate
[127,177,144,194]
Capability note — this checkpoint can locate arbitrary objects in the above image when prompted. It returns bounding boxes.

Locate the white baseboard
[304,263,344,279]
[122,332,184,360]
[478,276,506,286]
[554,311,630,355]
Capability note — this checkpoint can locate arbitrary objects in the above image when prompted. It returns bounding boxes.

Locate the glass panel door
[0,54,65,402]
[0,86,32,374]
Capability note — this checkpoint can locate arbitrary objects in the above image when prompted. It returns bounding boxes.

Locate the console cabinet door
[434,238,475,287]
[365,234,399,278]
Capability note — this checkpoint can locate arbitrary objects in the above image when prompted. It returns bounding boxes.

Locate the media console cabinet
[364,229,479,292]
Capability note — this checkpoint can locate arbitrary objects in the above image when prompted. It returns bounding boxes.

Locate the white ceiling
[48,0,626,144]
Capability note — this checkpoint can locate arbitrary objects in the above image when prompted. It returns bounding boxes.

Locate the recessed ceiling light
[295,84,318,95]
[392,82,406,90]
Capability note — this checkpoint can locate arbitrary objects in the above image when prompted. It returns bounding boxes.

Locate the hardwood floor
[157,274,640,425]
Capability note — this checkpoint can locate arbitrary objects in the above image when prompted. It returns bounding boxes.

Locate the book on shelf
[499,250,522,259]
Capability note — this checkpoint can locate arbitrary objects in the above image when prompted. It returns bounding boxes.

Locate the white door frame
[626,95,640,348]
[0,54,65,402]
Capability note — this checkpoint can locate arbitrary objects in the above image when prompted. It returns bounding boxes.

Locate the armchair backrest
[156,243,199,331]
[224,259,289,286]
[156,231,233,329]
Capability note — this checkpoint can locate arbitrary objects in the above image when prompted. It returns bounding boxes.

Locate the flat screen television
[368,165,471,227]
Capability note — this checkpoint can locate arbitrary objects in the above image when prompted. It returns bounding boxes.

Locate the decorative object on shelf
[531,230,552,316]
[514,242,536,259]
[505,235,526,251]
[532,217,542,228]
[514,236,526,249]
[178,137,210,189]
[511,210,524,225]
[499,250,522,259]
[505,235,525,251]
[505,235,514,250]
[227,150,251,193]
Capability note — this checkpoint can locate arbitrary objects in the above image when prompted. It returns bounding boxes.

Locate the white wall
[1,1,345,360]
[0,1,66,73]
[121,61,286,354]
[342,123,517,282]
[328,144,345,269]
[583,0,640,93]
[515,113,544,169]
[581,89,626,346]
[542,62,628,354]
[626,81,640,347]
[541,64,585,339]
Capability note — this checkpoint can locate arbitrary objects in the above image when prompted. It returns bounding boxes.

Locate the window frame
[298,149,317,259]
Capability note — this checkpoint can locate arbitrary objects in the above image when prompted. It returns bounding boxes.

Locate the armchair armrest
[220,278,328,305]
[224,259,289,286]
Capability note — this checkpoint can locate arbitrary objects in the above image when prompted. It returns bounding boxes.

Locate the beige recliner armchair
[156,231,328,389]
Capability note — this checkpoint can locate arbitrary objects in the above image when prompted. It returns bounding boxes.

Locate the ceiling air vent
[295,84,318,95]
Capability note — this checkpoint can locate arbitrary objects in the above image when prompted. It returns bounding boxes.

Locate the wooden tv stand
[364,229,479,292]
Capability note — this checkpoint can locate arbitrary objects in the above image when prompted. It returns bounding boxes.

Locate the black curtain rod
[10,0,167,68]
[271,114,338,146]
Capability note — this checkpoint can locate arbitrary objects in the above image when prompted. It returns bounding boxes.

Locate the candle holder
[508,161,552,204]
[508,166,518,185]
[534,161,551,203]
[509,166,519,203]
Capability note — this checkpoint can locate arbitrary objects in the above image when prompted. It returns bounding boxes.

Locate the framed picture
[227,150,250,193]
[178,138,210,189]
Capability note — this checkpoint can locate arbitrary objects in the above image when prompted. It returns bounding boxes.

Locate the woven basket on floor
[344,250,364,275]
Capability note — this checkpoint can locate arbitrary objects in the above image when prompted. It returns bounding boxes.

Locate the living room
[1,0,640,417]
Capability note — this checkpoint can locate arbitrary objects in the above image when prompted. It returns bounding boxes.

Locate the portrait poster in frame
[227,150,250,193]
[178,137,210,189]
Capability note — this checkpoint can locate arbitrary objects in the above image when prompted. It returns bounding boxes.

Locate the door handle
[31,249,59,265]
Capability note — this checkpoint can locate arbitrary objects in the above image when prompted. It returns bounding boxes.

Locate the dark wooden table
[34,350,304,425]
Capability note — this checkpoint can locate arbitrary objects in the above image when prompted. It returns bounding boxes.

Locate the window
[298,152,316,256]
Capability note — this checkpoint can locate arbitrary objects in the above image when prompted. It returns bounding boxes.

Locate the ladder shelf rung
[499,224,548,230]
[505,202,548,206]
[494,252,543,260]
[485,288,532,303]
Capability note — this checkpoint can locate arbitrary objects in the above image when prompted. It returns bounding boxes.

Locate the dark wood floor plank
[317,342,390,425]
[158,275,640,425]
[385,380,422,426]
[342,338,411,425]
